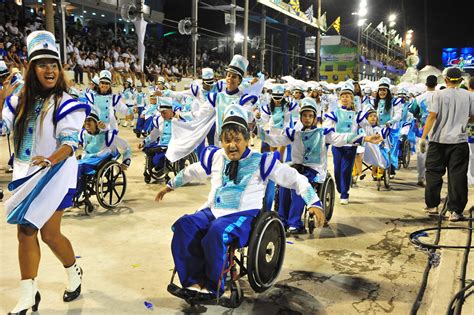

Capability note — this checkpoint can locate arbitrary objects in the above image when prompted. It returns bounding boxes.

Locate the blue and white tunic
[122,87,135,109]
[261,126,365,183]
[257,99,298,134]
[143,115,176,147]
[135,91,147,109]
[2,93,90,228]
[375,98,402,127]
[84,92,129,131]
[167,147,322,218]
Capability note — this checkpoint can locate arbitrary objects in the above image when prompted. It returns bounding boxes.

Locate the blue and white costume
[262,97,365,229]
[168,105,321,295]
[133,84,148,134]
[3,93,90,228]
[323,81,362,201]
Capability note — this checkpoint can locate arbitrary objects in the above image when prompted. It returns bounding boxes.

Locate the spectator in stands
[114,56,126,85]
[133,58,145,86]
[73,54,84,84]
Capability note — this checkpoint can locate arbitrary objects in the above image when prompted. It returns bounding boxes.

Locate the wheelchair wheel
[319,175,335,222]
[247,211,286,293]
[383,167,391,190]
[227,280,244,308]
[96,161,127,209]
[171,152,198,175]
[84,201,95,216]
[402,139,411,168]
[73,176,95,207]
[307,214,315,234]
[146,156,167,182]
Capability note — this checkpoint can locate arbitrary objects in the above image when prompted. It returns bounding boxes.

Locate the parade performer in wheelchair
[155,105,325,299]
[76,109,131,195]
[139,97,182,181]
[1,31,90,314]
[359,109,392,179]
[261,97,382,233]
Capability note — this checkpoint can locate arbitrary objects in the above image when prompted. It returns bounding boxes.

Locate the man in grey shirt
[420,67,474,221]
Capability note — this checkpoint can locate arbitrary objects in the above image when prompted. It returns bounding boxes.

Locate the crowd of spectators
[0,3,232,87]
[2,2,405,88]
[360,43,406,69]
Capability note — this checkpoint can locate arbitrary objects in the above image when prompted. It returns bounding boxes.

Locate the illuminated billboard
[442,47,474,70]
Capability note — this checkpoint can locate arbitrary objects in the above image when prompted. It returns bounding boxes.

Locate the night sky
[163,0,473,69]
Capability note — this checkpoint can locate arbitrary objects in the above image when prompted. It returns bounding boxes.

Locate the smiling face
[339,92,354,107]
[34,58,59,90]
[378,88,388,99]
[99,81,111,94]
[84,118,98,134]
[225,71,241,91]
[221,127,249,161]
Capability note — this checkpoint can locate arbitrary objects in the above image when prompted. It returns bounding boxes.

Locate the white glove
[419,139,427,154]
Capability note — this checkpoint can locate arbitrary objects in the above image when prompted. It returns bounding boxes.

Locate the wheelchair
[273,171,336,235]
[142,143,198,184]
[353,161,391,191]
[73,153,127,215]
[167,211,286,308]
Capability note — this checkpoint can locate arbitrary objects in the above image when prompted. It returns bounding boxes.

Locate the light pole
[404,29,413,57]
[387,13,396,59]
[353,0,367,80]
[315,0,321,81]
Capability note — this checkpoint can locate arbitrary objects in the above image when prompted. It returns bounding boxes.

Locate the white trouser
[416,137,426,182]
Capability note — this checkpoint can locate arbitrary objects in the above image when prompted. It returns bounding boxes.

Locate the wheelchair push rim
[247,212,286,293]
[170,152,198,175]
[402,139,411,168]
[96,161,127,209]
[321,175,335,222]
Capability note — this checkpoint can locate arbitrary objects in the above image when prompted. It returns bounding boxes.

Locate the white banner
[133,18,148,70]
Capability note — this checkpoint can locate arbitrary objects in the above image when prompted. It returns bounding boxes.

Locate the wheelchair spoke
[113,186,122,200]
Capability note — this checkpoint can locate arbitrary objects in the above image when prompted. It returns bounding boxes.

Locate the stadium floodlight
[357,19,366,27]
[234,32,244,43]
[388,14,396,22]
[358,7,367,17]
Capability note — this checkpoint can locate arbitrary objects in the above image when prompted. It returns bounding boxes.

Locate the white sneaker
[340,199,349,205]
[185,286,201,292]
[122,121,128,127]
[448,211,464,222]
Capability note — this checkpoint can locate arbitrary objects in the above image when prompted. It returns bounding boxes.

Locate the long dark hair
[269,97,288,113]
[14,59,68,153]
[374,88,393,112]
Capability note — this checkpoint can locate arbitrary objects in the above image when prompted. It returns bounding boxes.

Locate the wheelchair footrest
[167,283,236,307]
